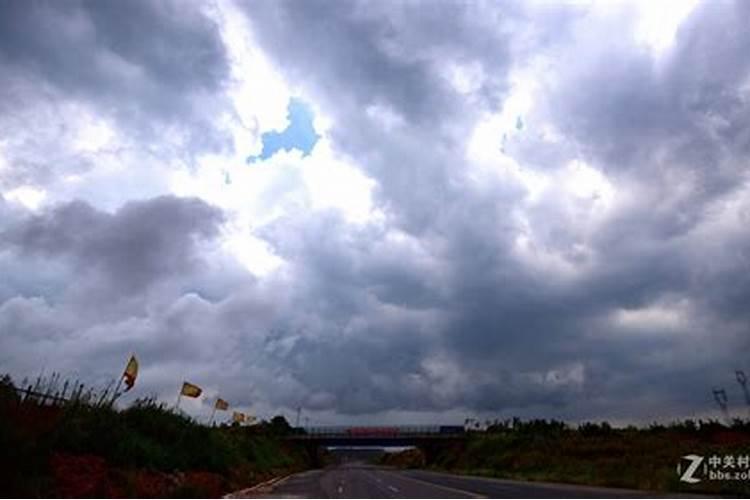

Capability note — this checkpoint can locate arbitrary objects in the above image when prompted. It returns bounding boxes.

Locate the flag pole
[209,405,217,426]
[110,374,124,406]
[174,389,183,412]
[113,374,123,397]
[110,354,129,405]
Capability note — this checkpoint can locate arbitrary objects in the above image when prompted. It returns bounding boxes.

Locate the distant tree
[0,374,19,405]
[269,415,293,435]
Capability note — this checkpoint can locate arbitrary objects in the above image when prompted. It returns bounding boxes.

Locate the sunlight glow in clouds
[466,68,545,198]
[71,113,115,153]
[632,0,701,54]
[166,0,380,277]
[610,298,693,338]
[560,160,615,208]
[4,185,47,210]
[216,0,290,160]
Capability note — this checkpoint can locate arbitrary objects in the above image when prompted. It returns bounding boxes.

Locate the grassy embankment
[0,374,315,497]
[382,418,750,496]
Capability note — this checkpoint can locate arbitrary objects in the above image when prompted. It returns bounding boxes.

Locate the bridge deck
[285,426,466,445]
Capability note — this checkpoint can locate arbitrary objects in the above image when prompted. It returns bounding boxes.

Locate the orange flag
[180,381,202,398]
[215,398,229,411]
[122,355,139,392]
[232,411,245,423]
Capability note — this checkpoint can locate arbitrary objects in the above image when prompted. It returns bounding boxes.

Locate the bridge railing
[290,425,465,439]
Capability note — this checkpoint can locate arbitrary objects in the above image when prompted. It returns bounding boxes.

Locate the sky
[249,98,319,162]
[1,0,749,426]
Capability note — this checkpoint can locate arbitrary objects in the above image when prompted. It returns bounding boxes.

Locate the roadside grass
[385,419,750,495]
[0,374,309,497]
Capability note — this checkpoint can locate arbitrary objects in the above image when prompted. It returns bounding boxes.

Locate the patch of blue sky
[248,98,320,163]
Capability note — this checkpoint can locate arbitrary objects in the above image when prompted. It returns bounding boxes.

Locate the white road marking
[383,471,486,499]
[223,472,295,497]
[362,470,399,497]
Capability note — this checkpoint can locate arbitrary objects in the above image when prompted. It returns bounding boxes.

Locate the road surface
[229,463,676,498]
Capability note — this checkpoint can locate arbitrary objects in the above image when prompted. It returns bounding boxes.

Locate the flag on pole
[232,411,245,423]
[246,415,257,424]
[122,355,139,391]
[180,381,202,398]
[215,398,229,411]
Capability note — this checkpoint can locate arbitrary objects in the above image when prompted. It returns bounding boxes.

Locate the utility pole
[736,370,750,415]
[713,387,731,424]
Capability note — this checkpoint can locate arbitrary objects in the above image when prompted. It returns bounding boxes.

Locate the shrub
[0,374,312,497]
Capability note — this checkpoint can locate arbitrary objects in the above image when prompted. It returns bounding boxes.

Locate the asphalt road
[232,463,673,498]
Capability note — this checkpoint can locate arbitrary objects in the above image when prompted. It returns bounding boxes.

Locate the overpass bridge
[287,425,466,447]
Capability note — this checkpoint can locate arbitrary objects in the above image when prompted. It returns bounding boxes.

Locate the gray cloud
[0,0,231,190]
[1,0,749,424]
[0,0,228,120]
[235,0,750,420]
[240,0,535,234]
[2,196,225,296]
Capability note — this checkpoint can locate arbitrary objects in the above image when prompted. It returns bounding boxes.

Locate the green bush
[424,417,750,495]
[0,374,312,497]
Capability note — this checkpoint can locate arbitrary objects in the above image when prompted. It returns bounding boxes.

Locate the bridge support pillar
[303,442,326,468]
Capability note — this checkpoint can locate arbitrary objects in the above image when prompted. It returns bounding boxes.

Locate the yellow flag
[215,398,229,411]
[180,381,202,398]
[232,411,245,423]
[122,355,139,392]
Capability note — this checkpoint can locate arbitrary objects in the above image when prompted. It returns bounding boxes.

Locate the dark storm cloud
[0,1,227,96]
[243,0,481,124]
[0,196,267,411]
[0,0,231,189]
[537,0,750,327]
[562,1,750,173]
[232,0,603,414]
[231,0,750,420]
[547,1,750,220]
[254,208,592,415]
[259,210,448,311]
[2,0,750,423]
[466,0,750,418]
[1,196,225,295]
